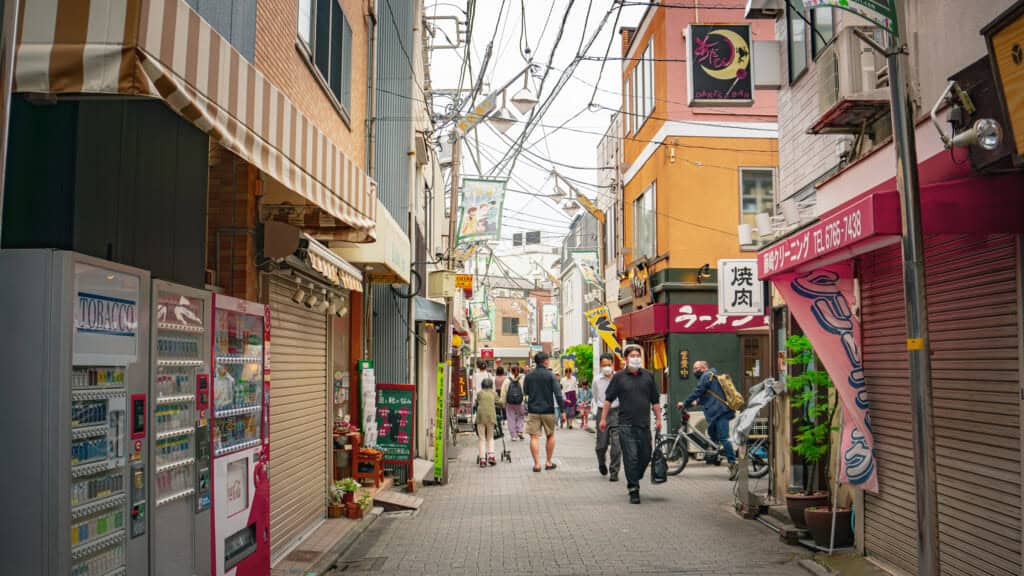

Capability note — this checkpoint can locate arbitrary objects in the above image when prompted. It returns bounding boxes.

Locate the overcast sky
[426,0,646,253]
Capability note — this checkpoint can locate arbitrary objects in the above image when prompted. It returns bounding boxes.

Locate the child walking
[577,381,593,430]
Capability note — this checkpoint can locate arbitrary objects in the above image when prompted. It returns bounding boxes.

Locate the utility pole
[439,130,460,485]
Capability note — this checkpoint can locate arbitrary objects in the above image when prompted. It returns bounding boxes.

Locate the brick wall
[207,144,261,301]
[255,0,369,168]
[774,16,840,203]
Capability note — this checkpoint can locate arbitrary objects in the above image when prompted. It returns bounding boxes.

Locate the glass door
[212,308,263,456]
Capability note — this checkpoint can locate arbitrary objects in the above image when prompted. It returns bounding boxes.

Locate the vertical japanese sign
[585,306,624,360]
[358,360,377,447]
[686,24,754,105]
[541,304,557,343]
[718,259,764,316]
[376,384,415,463]
[773,264,878,493]
[802,0,898,36]
[434,363,445,481]
[457,178,507,243]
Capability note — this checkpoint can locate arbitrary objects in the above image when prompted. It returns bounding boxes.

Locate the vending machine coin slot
[130,461,147,538]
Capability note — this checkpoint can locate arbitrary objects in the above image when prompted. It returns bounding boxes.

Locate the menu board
[375,385,414,463]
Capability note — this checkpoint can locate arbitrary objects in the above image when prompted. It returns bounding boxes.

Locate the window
[811,9,835,59]
[633,182,656,260]
[787,1,808,83]
[298,0,353,114]
[624,78,633,135]
[641,41,654,123]
[740,169,775,229]
[632,64,640,132]
[502,317,519,335]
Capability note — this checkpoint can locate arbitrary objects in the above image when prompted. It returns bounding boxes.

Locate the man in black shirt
[524,352,564,473]
[599,344,662,504]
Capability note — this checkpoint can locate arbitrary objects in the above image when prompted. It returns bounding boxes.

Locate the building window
[297,0,352,115]
[787,1,808,83]
[811,9,835,59]
[633,182,656,260]
[625,78,633,135]
[640,41,654,125]
[502,317,519,335]
[740,169,775,229]
[632,64,640,133]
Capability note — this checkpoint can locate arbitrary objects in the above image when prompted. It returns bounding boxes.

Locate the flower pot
[327,503,344,519]
[342,491,355,505]
[785,492,830,529]
[804,506,853,548]
[345,502,363,519]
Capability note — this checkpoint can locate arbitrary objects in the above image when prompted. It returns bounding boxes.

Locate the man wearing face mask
[600,344,662,504]
[685,360,737,474]
[593,353,621,481]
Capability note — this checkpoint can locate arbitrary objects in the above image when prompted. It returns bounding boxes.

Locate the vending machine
[150,280,213,576]
[210,294,270,576]
[0,250,151,575]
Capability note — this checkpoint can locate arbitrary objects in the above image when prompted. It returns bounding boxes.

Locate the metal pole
[438,131,461,485]
[886,14,939,575]
[0,0,20,244]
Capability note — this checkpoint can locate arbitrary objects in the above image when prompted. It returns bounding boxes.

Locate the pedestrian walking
[524,352,564,473]
[504,365,527,440]
[577,381,593,430]
[593,353,621,481]
[561,367,578,429]
[474,377,502,468]
[494,366,507,398]
[599,344,662,504]
[471,359,492,400]
[685,360,737,474]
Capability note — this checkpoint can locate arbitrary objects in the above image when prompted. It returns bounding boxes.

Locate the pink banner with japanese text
[773,264,878,493]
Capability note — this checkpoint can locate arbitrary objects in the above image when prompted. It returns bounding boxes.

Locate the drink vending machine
[0,250,151,575]
[149,280,213,576]
[210,294,270,576]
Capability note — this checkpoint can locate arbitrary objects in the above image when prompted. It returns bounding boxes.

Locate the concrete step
[372,489,423,512]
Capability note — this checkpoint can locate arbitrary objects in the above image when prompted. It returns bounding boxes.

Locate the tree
[564,344,593,385]
[786,335,838,494]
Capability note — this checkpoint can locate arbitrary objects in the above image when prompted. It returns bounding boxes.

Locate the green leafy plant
[563,344,594,385]
[358,491,372,509]
[329,480,349,504]
[786,335,838,494]
[337,478,361,493]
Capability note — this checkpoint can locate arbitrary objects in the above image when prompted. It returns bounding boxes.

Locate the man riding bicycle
[684,361,737,476]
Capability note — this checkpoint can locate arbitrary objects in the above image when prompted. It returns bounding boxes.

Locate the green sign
[375,385,414,461]
[434,363,445,481]
[803,0,898,36]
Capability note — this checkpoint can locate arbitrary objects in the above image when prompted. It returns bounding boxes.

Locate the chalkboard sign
[375,384,415,463]
[686,24,754,106]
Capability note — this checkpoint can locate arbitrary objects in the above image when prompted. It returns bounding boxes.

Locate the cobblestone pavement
[328,428,811,576]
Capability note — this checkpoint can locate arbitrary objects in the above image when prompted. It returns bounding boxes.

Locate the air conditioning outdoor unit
[809,26,891,135]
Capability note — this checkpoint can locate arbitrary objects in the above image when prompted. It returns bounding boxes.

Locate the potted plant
[337,478,360,505]
[358,491,372,512]
[327,481,347,518]
[784,335,835,529]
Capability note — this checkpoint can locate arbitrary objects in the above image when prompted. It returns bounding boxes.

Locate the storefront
[414,297,446,462]
[758,153,1023,573]
[261,231,362,561]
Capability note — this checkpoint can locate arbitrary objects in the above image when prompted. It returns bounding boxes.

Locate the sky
[425,0,647,255]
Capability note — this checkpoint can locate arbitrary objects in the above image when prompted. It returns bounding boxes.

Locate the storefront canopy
[15,0,376,242]
[616,304,769,340]
[414,296,447,323]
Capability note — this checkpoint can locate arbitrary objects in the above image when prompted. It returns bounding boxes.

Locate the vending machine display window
[212,309,263,455]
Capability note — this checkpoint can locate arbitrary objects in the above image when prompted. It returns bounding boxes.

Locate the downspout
[363,0,378,361]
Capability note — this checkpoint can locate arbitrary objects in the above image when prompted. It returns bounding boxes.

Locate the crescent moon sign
[700,29,750,81]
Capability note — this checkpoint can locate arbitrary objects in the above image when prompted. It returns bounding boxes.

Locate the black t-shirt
[604,369,659,427]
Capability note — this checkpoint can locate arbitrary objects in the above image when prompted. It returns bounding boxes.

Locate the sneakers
[599,463,608,476]
[609,472,619,482]
[728,462,738,478]
[629,491,641,504]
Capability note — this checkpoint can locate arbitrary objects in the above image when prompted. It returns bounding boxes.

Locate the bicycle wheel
[747,455,770,479]
[657,437,689,476]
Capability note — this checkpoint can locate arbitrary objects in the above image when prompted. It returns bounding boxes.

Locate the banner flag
[585,306,624,361]
[457,178,507,243]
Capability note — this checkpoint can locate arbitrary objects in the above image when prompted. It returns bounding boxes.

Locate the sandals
[487,454,496,466]
[544,462,557,471]
[478,458,487,468]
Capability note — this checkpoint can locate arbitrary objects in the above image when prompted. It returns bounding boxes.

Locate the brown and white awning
[14,0,376,242]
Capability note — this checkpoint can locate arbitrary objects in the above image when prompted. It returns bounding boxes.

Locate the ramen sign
[686,24,754,106]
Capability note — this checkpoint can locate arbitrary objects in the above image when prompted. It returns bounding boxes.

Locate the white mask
[601,366,613,376]
[627,357,643,370]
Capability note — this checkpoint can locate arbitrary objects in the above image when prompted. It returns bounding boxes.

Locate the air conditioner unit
[810,27,891,135]
[745,0,783,20]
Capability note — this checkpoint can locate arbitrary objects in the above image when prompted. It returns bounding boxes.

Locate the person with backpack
[685,361,741,475]
[503,365,527,440]
[474,377,502,467]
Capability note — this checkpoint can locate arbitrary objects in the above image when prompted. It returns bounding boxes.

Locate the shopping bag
[651,440,668,484]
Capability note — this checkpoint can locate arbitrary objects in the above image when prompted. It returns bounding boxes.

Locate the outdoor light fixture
[738,223,754,245]
[549,182,566,202]
[951,118,1003,151]
[487,93,517,133]
[304,288,320,308]
[562,201,580,215]
[510,76,539,115]
[291,280,307,304]
[755,212,773,236]
[315,290,330,313]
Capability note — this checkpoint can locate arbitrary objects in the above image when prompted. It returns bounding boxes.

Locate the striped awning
[14,0,376,242]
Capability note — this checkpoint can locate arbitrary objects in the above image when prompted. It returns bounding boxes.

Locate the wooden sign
[985,2,1024,156]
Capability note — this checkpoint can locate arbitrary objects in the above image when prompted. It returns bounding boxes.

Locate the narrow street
[329,429,811,576]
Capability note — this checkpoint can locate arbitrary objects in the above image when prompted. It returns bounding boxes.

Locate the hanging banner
[457,178,507,243]
[434,363,445,481]
[541,304,558,343]
[773,264,878,493]
[686,24,754,105]
[803,0,898,36]
[585,306,624,361]
[358,360,378,448]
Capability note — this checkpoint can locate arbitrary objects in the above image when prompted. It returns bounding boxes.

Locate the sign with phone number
[758,193,899,278]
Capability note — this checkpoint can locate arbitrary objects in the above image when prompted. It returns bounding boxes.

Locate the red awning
[615,304,769,339]
[758,173,1024,279]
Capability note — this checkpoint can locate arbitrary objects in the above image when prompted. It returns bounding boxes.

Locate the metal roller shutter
[861,235,1021,576]
[266,275,329,562]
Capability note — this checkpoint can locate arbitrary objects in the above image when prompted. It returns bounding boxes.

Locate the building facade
[753,1,1024,574]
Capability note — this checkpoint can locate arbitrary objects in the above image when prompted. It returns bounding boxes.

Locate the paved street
[329,428,811,576]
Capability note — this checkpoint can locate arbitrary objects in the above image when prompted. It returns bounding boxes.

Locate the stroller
[495,407,512,463]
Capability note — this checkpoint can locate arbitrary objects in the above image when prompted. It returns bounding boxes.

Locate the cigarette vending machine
[149,280,213,576]
[210,294,270,576]
[0,250,151,575]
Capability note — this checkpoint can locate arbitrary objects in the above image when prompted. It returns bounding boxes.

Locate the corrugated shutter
[861,235,1021,576]
[861,243,919,575]
[266,275,329,562]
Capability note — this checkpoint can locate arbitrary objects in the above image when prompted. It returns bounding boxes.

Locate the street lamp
[510,74,539,115]
[487,92,518,134]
